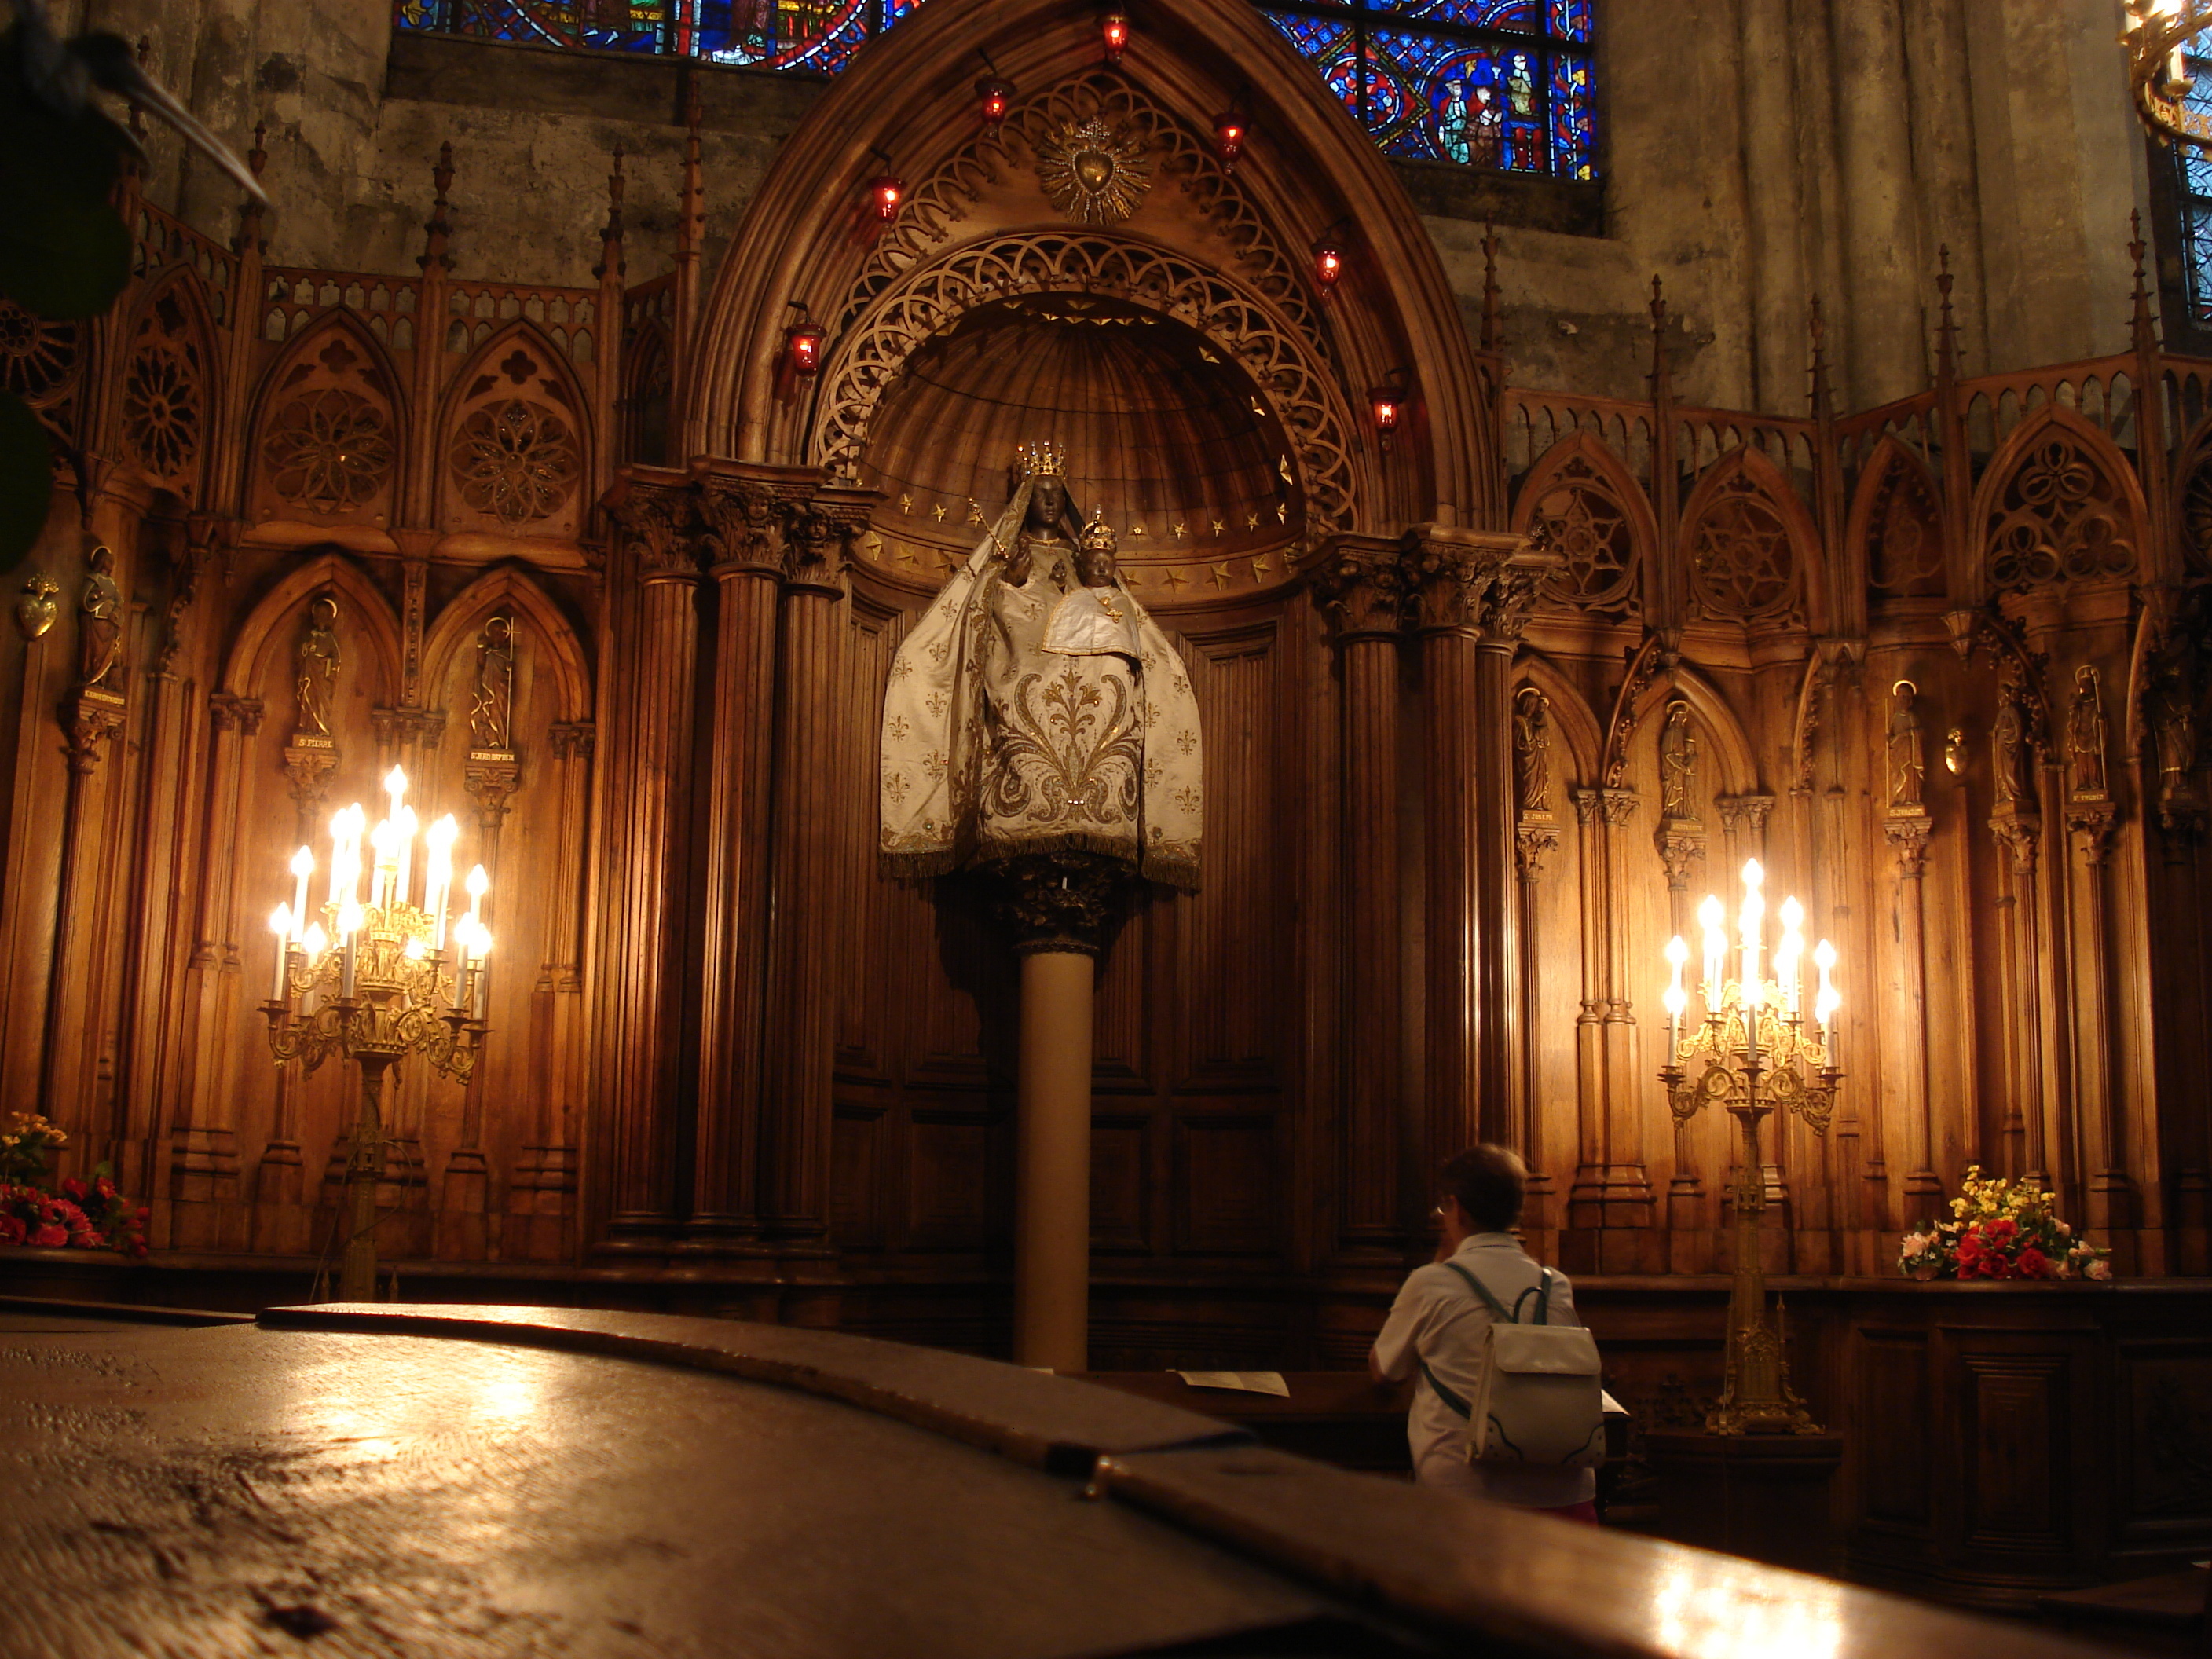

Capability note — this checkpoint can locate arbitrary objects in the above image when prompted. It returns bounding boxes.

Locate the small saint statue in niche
[2155,680,2198,796]
[1888,679,1926,813]
[471,613,516,753]
[1512,686,1551,815]
[76,545,121,690]
[1658,699,1698,820]
[1991,679,2029,809]
[2067,664,2108,800]
[295,594,341,740]
[879,441,1202,889]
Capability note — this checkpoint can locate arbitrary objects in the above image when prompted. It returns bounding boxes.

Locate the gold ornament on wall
[1034,119,1152,225]
[15,575,58,641]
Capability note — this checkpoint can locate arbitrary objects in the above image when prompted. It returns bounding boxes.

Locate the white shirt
[1371,1232,1598,1509]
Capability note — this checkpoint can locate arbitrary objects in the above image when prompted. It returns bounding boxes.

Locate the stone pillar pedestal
[993,851,1124,1373]
[1646,1429,1844,1577]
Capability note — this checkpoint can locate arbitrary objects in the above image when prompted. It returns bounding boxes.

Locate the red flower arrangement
[1898,1166,2109,1283]
[0,1114,147,1258]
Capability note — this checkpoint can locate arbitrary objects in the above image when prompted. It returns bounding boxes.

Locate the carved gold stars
[1244,510,1259,531]
[1210,518,1225,537]
[1034,119,1152,225]
[932,504,947,522]
[899,493,912,515]
[1172,522,1186,540]
[1164,568,1188,590]
[1210,562,1232,588]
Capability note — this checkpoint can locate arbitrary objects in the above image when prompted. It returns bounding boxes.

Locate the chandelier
[261,767,493,1302]
[1658,859,1840,1436]
[2124,0,2212,148]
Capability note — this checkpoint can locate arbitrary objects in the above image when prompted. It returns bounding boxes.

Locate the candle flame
[302,922,328,957]
[291,846,314,877]
[269,903,291,935]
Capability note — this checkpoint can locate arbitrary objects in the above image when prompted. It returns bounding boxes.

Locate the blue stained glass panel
[1371,29,1545,170]
[1369,0,1539,34]
[1549,53,1595,178]
[1546,0,1591,42]
[2181,60,2212,323]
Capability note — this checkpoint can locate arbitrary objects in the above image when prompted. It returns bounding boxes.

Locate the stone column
[1512,694,1559,1253]
[598,474,701,1252]
[1990,809,2045,1185]
[1474,563,1544,1155]
[687,470,797,1253]
[1884,808,1941,1210]
[1309,539,1407,1251]
[997,855,1125,1372]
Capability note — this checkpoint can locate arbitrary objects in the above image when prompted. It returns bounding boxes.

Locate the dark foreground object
[0,1301,2122,1658]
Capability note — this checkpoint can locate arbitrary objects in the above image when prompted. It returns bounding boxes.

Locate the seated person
[1369,1144,1598,1519]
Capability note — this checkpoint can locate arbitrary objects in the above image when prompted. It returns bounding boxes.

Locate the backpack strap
[1417,1358,1474,1419]
[1510,1269,1555,1326]
[1439,1258,1511,1320]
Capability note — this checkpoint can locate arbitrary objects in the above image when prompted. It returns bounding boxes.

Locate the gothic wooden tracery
[1679,449,1810,625]
[1851,438,1946,600]
[118,279,217,496]
[438,326,590,539]
[811,231,1359,548]
[248,314,403,526]
[1979,412,2142,594]
[1512,434,1648,616]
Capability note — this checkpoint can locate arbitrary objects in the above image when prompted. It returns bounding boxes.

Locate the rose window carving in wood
[1866,460,1945,598]
[262,389,395,512]
[1984,435,2135,591]
[0,301,79,401]
[122,339,200,481]
[1529,459,1638,613]
[451,398,580,527]
[1685,472,1798,621]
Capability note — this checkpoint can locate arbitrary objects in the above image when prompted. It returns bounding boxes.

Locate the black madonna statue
[878,441,1202,892]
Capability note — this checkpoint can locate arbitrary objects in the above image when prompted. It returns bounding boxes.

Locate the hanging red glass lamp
[1102,9,1130,63]
[978,75,1014,124]
[1370,386,1403,436]
[867,171,904,221]
[785,302,826,376]
[1213,102,1247,167]
[1312,218,1350,289]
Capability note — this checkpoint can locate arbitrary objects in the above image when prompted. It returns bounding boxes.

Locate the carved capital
[1476,562,1547,645]
[64,686,126,775]
[697,475,794,577]
[1884,811,1933,877]
[283,737,338,815]
[550,720,596,762]
[1573,786,1638,828]
[209,691,265,737]
[1515,817,1559,881]
[1990,810,2042,876]
[1713,793,1774,837]
[1654,826,1705,889]
[1307,537,1406,642]
[606,470,701,583]
[2065,800,2118,867]
[987,851,1129,957]
[465,752,523,830]
[371,705,447,752]
[1404,535,1496,637]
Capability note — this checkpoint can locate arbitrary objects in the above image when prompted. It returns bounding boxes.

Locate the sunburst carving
[1033,119,1152,225]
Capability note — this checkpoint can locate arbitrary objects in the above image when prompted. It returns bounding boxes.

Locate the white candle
[269,905,291,1001]
[1697,894,1726,1006]
[1776,895,1804,1017]
[394,806,418,912]
[1662,934,1688,1056]
[384,764,408,822]
[472,928,492,1020]
[289,848,313,941]
[425,815,458,948]
[1814,938,1839,1064]
[328,811,350,907]
[463,862,489,935]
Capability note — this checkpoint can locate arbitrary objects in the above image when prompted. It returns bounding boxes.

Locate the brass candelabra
[1659,859,1840,1436]
[260,771,493,1302]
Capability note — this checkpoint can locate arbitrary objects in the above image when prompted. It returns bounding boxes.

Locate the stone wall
[66,0,2157,418]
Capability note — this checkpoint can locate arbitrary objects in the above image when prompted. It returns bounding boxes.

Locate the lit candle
[1740,861,1764,1066]
[394,806,418,913]
[385,764,408,822]
[328,811,350,908]
[269,905,291,1002]
[289,848,313,942]
[302,921,328,961]
[1697,893,1726,1006]
[463,862,489,936]
[1776,895,1804,1017]
[1662,934,1688,1057]
[1813,938,1839,1064]
[369,817,398,911]
[425,815,458,948]
[472,928,492,1020]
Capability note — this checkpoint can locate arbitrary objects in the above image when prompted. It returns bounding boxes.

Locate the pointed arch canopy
[421,562,594,727]
[685,0,1499,535]
[1969,405,2148,599]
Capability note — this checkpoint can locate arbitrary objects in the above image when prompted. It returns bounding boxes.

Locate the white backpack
[1421,1259,1606,1469]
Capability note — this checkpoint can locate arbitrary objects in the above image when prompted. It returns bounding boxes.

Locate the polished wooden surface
[0,1302,2131,1658]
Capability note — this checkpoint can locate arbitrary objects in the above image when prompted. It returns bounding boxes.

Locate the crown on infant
[1014,440,1068,479]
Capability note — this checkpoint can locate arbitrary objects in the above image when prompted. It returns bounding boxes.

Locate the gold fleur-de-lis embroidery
[883,767,911,806]
[1174,785,1201,814]
[890,656,915,681]
[1176,727,1198,754]
[926,690,949,716]
[886,714,911,741]
[921,749,949,781]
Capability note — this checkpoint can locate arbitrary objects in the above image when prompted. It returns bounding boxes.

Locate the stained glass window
[390,0,1597,180]
[1265,2,1595,178]
[2178,60,2212,324]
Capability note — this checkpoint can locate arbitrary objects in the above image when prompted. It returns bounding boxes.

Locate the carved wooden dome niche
[855,295,1301,594]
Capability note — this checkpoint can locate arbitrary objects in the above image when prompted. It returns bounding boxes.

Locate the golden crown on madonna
[1013,440,1068,480]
